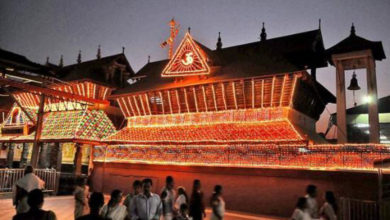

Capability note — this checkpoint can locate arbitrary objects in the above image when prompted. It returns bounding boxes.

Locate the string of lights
[94,143,390,170]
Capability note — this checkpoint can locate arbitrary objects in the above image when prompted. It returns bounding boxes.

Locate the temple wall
[92,162,382,217]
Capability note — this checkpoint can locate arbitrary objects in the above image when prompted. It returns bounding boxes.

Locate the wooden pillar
[6,143,14,168]
[53,143,62,171]
[88,145,94,175]
[19,143,29,168]
[366,57,380,143]
[31,95,45,168]
[39,143,49,168]
[49,142,62,171]
[335,60,347,143]
[73,144,83,176]
[52,142,62,195]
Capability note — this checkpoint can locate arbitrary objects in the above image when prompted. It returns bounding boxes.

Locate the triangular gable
[2,104,36,127]
[162,32,210,77]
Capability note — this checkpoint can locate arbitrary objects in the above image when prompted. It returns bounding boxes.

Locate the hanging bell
[347,72,361,91]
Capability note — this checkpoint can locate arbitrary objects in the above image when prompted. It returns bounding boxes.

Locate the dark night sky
[1,0,389,136]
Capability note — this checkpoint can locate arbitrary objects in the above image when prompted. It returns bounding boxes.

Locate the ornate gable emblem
[162,32,210,77]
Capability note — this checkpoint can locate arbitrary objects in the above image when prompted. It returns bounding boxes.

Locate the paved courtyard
[0,195,285,220]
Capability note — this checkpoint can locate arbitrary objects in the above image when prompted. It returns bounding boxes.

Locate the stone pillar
[19,143,29,168]
[335,60,348,143]
[73,144,83,176]
[6,143,14,168]
[366,57,380,143]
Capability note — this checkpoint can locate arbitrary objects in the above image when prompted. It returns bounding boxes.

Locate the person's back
[320,191,338,220]
[14,166,45,214]
[210,185,224,220]
[13,209,56,220]
[305,184,318,219]
[189,180,205,220]
[16,166,45,193]
[291,197,310,220]
[74,177,89,219]
[77,192,109,220]
[161,176,176,220]
[13,189,56,220]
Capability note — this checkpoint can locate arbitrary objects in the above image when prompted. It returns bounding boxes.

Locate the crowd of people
[11,168,225,220]
[291,185,338,220]
[11,166,338,220]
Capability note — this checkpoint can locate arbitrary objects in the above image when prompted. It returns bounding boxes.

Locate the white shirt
[131,193,162,220]
[161,187,176,216]
[15,173,44,192]
[305,194,318,218]
[100,204,127,220]
[320,202,337,220]
[174,194,187,210]
[291,208,311,220]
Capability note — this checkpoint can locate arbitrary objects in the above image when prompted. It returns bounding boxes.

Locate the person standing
[161,176,176,220]
[291,197,311,220]
[74,177,89,219]
[210,185,225,220]
[77,192,109,220]
[13,165,45,214]
[131,178,162,220]
[100,189,127,220]
[13,189,57,220]
[305,184,319,219]
[189,179,205,220]
[123,180,142,217]
[320,191,338,220]
[174,187,188,213]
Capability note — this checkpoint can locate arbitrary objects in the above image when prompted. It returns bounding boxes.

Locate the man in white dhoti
[13,166,45,214]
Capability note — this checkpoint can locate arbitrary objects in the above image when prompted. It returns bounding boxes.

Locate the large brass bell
[348,72,360,106]
[348,72,361,91]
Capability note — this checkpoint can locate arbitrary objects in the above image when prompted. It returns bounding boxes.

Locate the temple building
[0,23,389,217]
[0,48,134,173]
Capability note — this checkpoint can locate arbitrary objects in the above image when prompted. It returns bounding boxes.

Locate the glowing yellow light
[162,32,210,77]
[363,95,372,104]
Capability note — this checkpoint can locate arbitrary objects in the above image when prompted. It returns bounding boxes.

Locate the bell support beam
[332,50,380,143]
[31,94,45,168]
[334,59,348,143]
[366,56,380,143]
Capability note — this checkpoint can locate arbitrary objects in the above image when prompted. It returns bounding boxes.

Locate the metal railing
[0,168,60,194]
[339,197,378,220]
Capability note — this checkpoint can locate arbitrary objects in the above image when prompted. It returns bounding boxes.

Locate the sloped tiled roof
[113,29,327,96]
[326,32,386,64]
[0,48,51,75]
[1,110,116,142]
[57,54,135,88]
[105,120,302,144]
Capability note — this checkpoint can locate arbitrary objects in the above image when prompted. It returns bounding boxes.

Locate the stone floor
[0,195,286,220]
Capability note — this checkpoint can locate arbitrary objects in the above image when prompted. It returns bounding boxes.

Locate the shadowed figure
[13,189,57,220]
